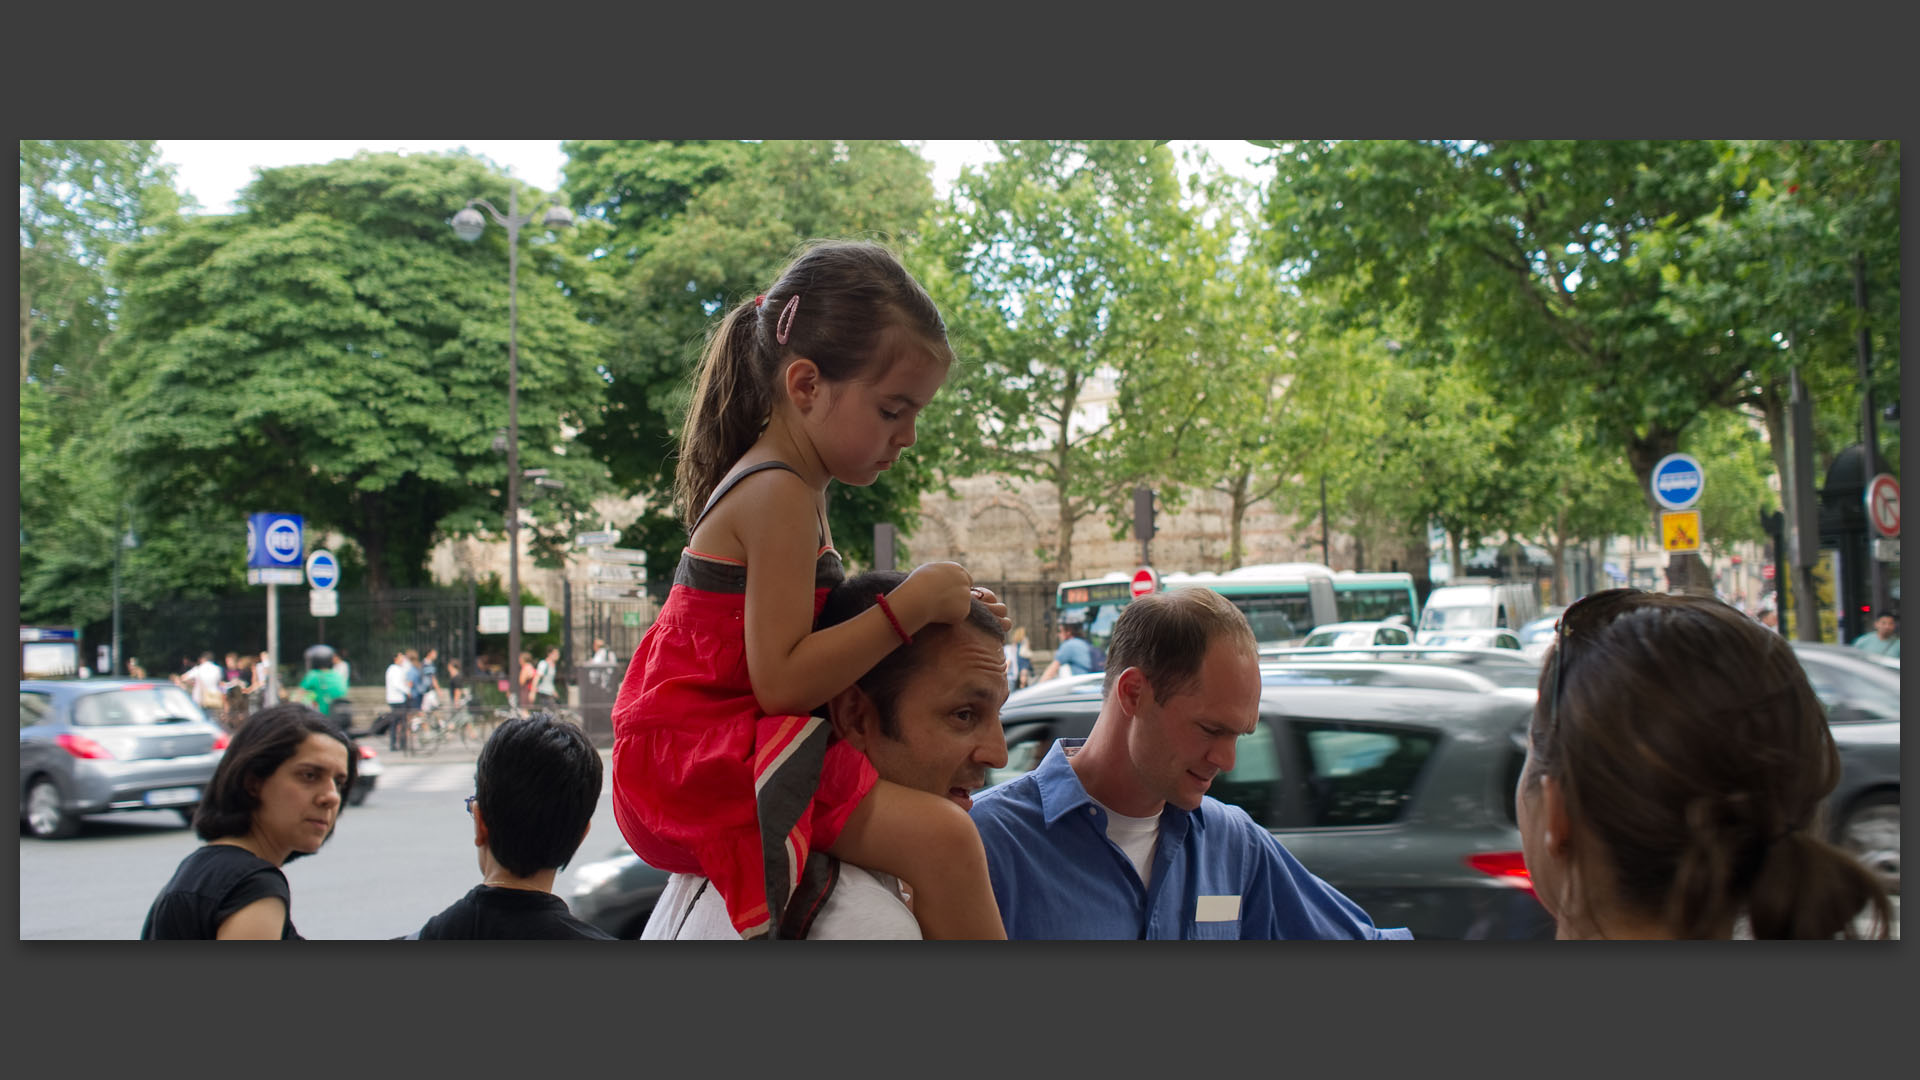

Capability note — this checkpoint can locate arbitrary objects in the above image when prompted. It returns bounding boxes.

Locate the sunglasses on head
[1545,588,1648,728]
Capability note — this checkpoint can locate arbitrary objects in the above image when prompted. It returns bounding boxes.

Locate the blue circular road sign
[1651,453,1705,510]
[306,549,341,591]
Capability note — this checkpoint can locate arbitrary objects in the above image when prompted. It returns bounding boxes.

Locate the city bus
[1331,571,1420,625]
[1054,564,1341,653]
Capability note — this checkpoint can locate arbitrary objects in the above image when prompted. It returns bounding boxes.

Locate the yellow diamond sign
[1661,510,1701,553]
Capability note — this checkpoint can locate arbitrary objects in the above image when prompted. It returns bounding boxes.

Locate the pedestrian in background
[1518,589,1892,939]
[590,638,613,664]
[1003,625,1034,691]
[517,651,538,709]
[384,650,412,751]
[418,647,443,714]
[534,646,560,707]
[1852,610,1899,658]
[126,657,147,679]
[186,652,226,714]
[334,648,352,687]
[141,703,356,939]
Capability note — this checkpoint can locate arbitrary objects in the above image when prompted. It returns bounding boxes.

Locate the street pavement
[19,751,622,940]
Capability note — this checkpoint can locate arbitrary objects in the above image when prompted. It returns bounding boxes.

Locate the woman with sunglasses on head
[141,703,356,940]
[1517,589,1892,940]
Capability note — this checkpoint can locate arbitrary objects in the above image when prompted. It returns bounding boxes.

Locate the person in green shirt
[297,654,350,717]
[1852,612,1900,658]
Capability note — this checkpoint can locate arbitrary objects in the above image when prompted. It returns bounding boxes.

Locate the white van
[1417,582,1541,640]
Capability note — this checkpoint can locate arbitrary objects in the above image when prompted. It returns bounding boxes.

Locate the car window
[1798,654,1901,722]
[1208,720,1284,827]
[1497,633,1519,650]
[1291,721,1439,826]
[981,722,1057,789]
[1379,628,1410,645]
[1234,595,1318,647]
[21,692,55,729]
[71,685,205,728]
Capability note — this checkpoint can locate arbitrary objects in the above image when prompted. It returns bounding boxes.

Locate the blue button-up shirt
[970,739,1414,940]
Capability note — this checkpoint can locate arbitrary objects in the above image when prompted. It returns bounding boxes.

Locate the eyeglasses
[464,794,477,815]
[1545,588,1645,728]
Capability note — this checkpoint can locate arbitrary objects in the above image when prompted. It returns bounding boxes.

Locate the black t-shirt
[409,885,615,940]
[141,844,300,940]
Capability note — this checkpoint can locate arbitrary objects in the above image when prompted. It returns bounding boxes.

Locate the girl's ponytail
[676,298,770,527]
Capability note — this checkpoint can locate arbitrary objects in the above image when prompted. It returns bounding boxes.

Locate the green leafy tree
[19,140,188,629]
[1263,139,1762,593]
[918,140,1196,579]
[108,151,614,598]
[561,140,940,573]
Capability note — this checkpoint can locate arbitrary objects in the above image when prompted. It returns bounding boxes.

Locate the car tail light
[358,745,378,760]
[212,732,231,750]
[56,733,114,760]
[1465,851,1536,897]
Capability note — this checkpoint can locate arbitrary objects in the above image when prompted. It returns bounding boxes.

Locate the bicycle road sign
[1661,510,1701,553]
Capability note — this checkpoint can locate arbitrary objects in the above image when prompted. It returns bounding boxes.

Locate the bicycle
[409,704,478,754]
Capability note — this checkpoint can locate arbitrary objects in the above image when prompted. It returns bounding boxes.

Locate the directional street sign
[1651,454,1705,511]
[588,562,644,582]
[247,567,305,585]
[1661,510,1702,553]
[588,585,646,601]
[588,547,648,565]
[576,530,620,548]
[306,549,341,591]
[1865,473,1900,538]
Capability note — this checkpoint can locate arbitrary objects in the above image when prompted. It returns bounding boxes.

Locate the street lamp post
[452,180,573,698]
[112,504,138,676]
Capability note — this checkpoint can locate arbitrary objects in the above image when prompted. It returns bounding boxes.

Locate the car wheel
[348,783,370,807]
[1838,793,1898,895]
[26,776,79,840]
[175,804,200,827]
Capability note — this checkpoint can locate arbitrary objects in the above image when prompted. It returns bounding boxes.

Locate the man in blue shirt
[1038,616,1098,682]
[1852,611,1899,658]
[970,586,1412,940]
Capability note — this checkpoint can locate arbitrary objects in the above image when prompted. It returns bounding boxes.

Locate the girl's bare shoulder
[690,462,820,559]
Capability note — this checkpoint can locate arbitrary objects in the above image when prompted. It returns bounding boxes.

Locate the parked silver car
[19,679,227,839]
[1788,642,1900,895]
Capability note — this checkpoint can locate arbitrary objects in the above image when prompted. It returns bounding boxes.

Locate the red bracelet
[874,593,912,645]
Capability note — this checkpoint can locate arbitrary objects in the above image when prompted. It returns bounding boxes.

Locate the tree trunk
[1225,468,1251,570]
[1054,430,1075,581]
[1449,531,1464,579]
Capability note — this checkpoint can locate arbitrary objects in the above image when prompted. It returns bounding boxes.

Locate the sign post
[246,513,304,706]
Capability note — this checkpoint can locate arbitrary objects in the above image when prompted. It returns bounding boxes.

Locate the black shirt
[142,844,300,940]
[410,885,615,940]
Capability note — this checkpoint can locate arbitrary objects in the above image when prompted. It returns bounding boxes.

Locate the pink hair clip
[754,295,765,307]
[776,295,801,345]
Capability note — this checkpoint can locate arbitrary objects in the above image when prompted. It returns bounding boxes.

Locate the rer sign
[1651,454,1704,511]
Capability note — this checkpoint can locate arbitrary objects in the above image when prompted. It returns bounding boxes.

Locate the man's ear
[1113,666,1146,717]
[471,803,489,851]
[783,357,822,413]
[828,683,878,752]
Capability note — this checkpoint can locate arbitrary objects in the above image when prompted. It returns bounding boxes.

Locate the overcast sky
[154,140,1274,215]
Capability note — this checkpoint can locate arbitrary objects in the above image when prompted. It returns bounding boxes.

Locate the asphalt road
[19,753,624,940]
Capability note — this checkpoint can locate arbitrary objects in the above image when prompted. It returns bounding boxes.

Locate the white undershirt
[1098,802,1163,890]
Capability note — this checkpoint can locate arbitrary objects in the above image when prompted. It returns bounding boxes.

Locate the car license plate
[144,787,199,807]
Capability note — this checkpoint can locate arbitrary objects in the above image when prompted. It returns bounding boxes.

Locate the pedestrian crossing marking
[373,764,475,793]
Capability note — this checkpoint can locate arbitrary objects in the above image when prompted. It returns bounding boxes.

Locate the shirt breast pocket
[1190,894,1241,939]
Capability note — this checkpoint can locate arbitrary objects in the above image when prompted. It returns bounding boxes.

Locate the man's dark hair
[816,570,1004,739]
[474,714,603,877]
[194,703,358,861]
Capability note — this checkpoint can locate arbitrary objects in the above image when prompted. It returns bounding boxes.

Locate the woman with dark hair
[141,703,357,939]
[1518,589,1893,939]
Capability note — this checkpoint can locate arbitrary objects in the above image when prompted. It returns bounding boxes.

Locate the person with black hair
[406,713,613,939]
[141,703,356,939]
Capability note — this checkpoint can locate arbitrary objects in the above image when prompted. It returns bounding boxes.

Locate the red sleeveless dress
[609,463,878,939]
